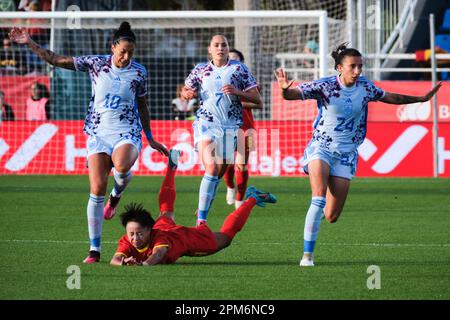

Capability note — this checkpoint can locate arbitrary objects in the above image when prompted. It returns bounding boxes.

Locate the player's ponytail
[113,21,136,44]
[331,42,361,70]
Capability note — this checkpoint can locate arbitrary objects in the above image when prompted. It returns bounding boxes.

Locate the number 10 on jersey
[104,94,121,109]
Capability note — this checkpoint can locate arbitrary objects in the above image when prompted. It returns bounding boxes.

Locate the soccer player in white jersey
[9,22,169,264]
[274,43,441,267]
[182,35,262,226]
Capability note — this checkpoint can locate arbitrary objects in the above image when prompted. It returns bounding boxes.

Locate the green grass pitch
[0,175,449,300]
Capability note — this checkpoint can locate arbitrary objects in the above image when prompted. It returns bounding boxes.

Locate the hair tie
[114,36,135,44]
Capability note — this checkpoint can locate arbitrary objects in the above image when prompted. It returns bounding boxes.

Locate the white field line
[0,239,448,248]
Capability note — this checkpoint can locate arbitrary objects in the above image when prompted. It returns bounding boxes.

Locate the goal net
[0,8,347,176]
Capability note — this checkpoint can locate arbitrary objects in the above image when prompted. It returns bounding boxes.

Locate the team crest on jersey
[344,98,353,115]
[111,79,121,93]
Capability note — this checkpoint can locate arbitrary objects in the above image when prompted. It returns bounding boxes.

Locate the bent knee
[113,163,133,173]
[326,216,339,223]
[325,212,341,223]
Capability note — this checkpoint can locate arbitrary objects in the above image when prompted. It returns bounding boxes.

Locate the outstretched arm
[110,254,142,266]
[137,97,169,157]
[110,254,126,266]
[273,68,301,100]
[380,83,442,104]
[142,246,168,266]
[9,27,75,70]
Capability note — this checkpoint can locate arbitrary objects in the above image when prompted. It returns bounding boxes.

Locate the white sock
[87,194,104,252]
[111,168,132,197]
[303,196,326,254]
[197,174,219,221]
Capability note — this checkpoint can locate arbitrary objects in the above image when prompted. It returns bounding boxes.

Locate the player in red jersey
[223,49,263,209]
[110,149,276,266]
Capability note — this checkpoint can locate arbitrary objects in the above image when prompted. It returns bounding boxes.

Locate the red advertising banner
[1,120,449,177]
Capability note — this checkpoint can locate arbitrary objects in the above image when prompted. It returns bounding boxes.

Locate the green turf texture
[0,175,449,299]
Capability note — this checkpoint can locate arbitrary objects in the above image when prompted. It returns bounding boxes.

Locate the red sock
[158,167,176,212]
[220,198,256,240]
[235,169,249,201]
[223,165,235,189]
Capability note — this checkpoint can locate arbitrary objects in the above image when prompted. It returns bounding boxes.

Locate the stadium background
[1,0,449,177]
[0,0,449,303]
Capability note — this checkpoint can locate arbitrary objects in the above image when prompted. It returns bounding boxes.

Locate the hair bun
[336,42,348,54]
[119,21,131,32]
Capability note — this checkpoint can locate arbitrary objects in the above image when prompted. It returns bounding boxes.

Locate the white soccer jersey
[298,75,385,153]
[73,55,147,143]
[185,59,257,128]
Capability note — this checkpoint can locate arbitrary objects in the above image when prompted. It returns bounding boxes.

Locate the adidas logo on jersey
[114,76,121,81]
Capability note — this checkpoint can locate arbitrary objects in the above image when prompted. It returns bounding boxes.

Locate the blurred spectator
[303,39,319,68]
[26,81,51,120]
[0,37,24,75]
[0,90,15,121]
[18,0,32,11]
[304,40,319,54]
[24,0,50,74]
[19,0,51,11]
[172,84,197,120]
[415,46,450,80]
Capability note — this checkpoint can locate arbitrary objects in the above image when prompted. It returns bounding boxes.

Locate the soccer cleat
[245,186,277,207]
[226,187,235,205]
[196,219,207,227]
[168,149,181,170]
[300,254,314,267]
[103,194,121,220]
[194,209,207,226]
[83,250,100,264]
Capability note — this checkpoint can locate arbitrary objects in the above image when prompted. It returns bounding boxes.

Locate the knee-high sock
[87,194,104,252]
[197,174,220,221]
[303,196,326,254]
[159,167,176,213]
[223,165,235,189]
[235,169,249,201]
[220,197,256,240]
[111,168,132,197]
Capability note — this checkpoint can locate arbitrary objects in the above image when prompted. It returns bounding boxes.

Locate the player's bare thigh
[307,159,331,197]
[235,135,251,172]
[88,153,113,195]
[198,139,228,177]
[324,176,351,223]
[111,143,139,173]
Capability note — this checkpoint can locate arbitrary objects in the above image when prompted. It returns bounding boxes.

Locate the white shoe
[300,254,314,267]
[235,200,244,209]
[226,188,235,205]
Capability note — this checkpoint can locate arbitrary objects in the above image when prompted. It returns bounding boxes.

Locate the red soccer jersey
[241,107,255,131]
[240,84,260,131]
[114,216,218,264]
